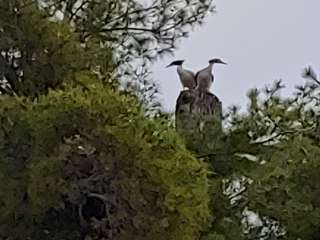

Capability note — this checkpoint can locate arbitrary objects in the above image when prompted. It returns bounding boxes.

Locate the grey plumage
[195,58,226,93]
[166,60,196,90]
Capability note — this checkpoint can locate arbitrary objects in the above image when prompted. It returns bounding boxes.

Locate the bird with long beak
[166,60,196,90]
[195,58,227,93]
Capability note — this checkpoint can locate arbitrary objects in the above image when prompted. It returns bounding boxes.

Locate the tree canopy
[0,0,215,108]
[201,70,320,240]
[0,75,211,240]
[1,1,320,240]
[0,1,216,239]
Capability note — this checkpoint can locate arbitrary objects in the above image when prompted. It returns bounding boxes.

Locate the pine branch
[303,66,320,85]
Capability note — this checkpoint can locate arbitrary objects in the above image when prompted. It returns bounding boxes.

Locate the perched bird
[166,60,196,90]
[195,58,227,93]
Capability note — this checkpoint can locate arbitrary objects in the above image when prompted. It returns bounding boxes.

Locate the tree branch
[101,27,158,33]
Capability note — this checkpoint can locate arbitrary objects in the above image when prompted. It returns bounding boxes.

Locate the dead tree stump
[175,90,223,155]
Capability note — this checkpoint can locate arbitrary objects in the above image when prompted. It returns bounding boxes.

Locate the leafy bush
[202,75,320,240]
[0,77,210,240]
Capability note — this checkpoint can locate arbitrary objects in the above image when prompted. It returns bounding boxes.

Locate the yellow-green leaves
[0,81,210,240]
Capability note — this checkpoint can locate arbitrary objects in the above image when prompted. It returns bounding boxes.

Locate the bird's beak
[166,64,173,68]
[221,61,227,65]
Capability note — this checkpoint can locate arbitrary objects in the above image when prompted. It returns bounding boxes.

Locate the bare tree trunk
[175,89,223,155]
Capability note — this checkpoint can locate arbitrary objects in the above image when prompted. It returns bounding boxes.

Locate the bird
[166,60,196,90]
[195,58,227,93]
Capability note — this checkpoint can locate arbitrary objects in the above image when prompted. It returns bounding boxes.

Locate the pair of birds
[166,58,227,93]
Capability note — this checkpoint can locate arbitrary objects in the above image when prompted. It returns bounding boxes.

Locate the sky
[152,0,320,112]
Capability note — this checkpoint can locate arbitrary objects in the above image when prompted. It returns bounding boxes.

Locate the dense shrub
[0,78,210,240]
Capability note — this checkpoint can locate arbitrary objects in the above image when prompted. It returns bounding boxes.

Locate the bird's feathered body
[166,60,196,90]
[195,64,214,92]
[195,58,226,93]
[177,65,196,89]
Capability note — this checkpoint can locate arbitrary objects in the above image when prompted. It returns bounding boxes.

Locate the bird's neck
[207,63,214,71]
[177,65,183,74]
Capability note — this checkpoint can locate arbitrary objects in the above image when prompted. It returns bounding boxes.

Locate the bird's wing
[185,69,195,77]
[185,68,196,86]
[194,71,199,86]
[195,67,206,80]
[194,71,199,80]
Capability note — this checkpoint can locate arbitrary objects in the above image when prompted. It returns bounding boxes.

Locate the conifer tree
[202,67,320,240]
[0,1,212,239]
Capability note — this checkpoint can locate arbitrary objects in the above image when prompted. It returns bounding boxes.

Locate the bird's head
[166,60,185,68]
[209,58,227,65]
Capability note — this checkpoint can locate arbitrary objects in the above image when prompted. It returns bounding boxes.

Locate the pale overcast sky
[152,0,320,112]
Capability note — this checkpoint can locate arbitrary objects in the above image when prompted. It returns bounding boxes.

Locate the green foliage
[0,3,215,239]
[237,78,320,239]
[0,77,210,240]
[0,1,114,97]
[44,0,215,62]
[42,0,216,110]
[202,72,320,240]
[3,2,320,240]
[1,0,216,112]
